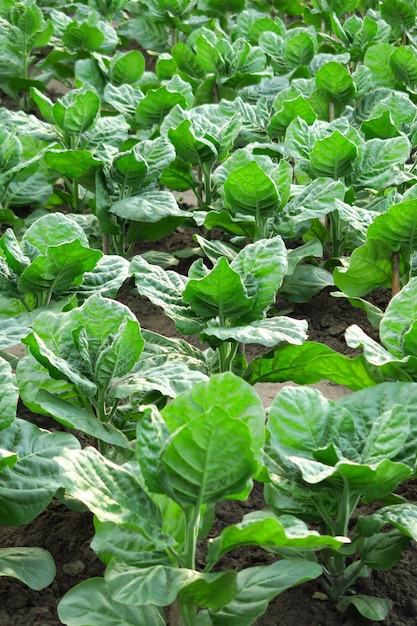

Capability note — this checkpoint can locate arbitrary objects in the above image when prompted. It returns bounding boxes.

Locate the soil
[1,228,416,626]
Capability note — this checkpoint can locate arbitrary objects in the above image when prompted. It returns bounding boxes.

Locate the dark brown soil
[1,230,415,626]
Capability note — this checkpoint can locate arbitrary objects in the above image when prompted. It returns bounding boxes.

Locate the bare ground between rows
[1,233,416,626]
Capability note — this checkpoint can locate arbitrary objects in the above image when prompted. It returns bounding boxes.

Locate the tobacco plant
[54,373,343,626]
[265,382,417,620]
[0,356,79,590]
[130,235,308,374]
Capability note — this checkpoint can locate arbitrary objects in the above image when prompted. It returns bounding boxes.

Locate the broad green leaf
[337,382,417,468]
[130,255,204,335]
[379,277,417,358]
[285,32,315,69]
[269,95,317,138]
[22,212,89,254]
[0,547,55,590]
[353,136,410,189]
[280,265,333,303]
[381,0,416,29]
[290,456,410,498]
[333,239,394,297]
[68,293,141,362]
[370,503,417,541]
[55,447,160,535]
[183,257,254,320]
[208,511,348,566]
[361,530,410,569]
[367,199,417,252]
[168,119,218,166]
[110,50,145,86]
[267,386,337,457]
[223,161,279,218]
[0,419,79,525]
[136,78,194,128]
[62,22,105,52]
[77,255,130,298]
[209,559,322,625]
[310,131,357,179]
[95,316,144,386]
[53,88,100,135]
[204,316,307,347]
[58,577,165,626]
[34,389,129,448]
[315,62,355,104]
[112,149,148,189]
[17,241,102,294]
[337,595,390,621]
[0,357,18,431]
[247,341,378,390]
[110,191,189,223]
[45,150,102,180]
[106,562,237,608]
[162,405,257,507]
[231,236,287,319]
[390,46,417,86]
[364,43,398,88]
[22,329,97,396]
[162,373,264,465]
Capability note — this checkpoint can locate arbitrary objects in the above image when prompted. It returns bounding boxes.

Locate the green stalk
[178,504,202,626]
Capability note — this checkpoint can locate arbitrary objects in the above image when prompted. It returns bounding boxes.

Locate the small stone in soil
[63,560,85,576]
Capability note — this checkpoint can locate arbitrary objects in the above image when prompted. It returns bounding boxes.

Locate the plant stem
[392,252,401,296]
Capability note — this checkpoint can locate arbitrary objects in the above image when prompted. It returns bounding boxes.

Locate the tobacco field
[2,0,417,624]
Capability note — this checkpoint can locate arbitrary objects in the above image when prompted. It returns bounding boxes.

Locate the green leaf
[361,530,410,570]
[370,503,417,541]
[58,577,165,626]
[77,255,130,298]
[204,316,307,347]
[247,341,378,390]
[0,547,55,590]
[367,199,417,252]
[53,88,100,135]
[379,277,417,358]
[55,447,161,535]
[208,511,347,566]
[110,50,145,86]
[285,32,315,69]
[130,255,204,335]
[22,212,89,254]
[183,257,254,320]
[269,96,317,138]
[162,373,265,467]
[310,130,357,178]
[353,136,410,189]
[62,22,105,52]
[106,562,237,608]
[34,389,129,448]
[168,119,218,165]
[381,0,416,29]
[17,241,102,294]
[0,419,79,526]
[209,559,322,625]
[390,46,417,86]
[45,149,102,181]
[135,77,194,128]
[333,239,394,297]
[315,62,355,104]
[110,191,189,223]
[0,357,18,431]
[337,595,390,621]
[231,236,287,319]
[223,161,279,218]
[162,404,257,507]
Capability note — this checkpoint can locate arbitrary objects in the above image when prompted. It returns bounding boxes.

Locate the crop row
[2,1,417,624]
